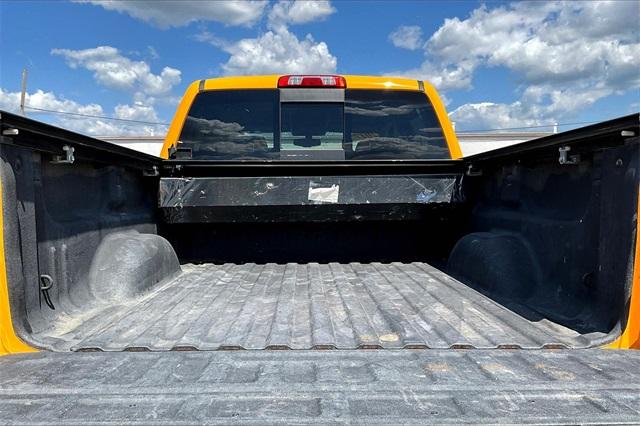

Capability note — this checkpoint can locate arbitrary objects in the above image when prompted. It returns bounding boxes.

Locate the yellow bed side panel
[607,189,640,349]
[0,175,37,356]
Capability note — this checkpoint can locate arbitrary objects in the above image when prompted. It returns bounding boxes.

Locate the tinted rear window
[178,90,278,160]
[176,89,449,160]
[345,90,448,160]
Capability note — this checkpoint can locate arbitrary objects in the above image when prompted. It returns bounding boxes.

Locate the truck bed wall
[1,143,157,341]
[449,140,638,336]
[159,210,465,265]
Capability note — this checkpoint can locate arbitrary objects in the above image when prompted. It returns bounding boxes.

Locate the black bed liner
[31,262,599,352]
[2,349,640,424]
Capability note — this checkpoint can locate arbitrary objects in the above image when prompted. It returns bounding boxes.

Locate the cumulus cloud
[77,0,268,28]
[47,46,181,135]
[388,25,423,50]
[390,1,640,130]
[218,28,337,75]
[389,60,475,92]
[268,0,335,30]
[195,1,338,76]
[448,102,543,131]
[0,88,103,119]
[114,102,160,122]
[449,84,615,131]
[51,46,181,98]
[193,31,230,50]
[0,88,166,136]
[425,1,639,88]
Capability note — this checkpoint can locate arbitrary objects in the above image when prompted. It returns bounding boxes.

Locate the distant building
[99,136,165,157]
[455,131,553,156]
[100,131,554,158]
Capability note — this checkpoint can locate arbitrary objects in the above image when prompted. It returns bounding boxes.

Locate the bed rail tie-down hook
[51,145,75,165]
[558,146,579,165]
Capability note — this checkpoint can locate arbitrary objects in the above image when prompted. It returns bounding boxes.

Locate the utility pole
[19,68,28,116]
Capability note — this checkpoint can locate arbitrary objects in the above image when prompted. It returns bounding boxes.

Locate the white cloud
[0,88,103,118]
[51,46,181,99]
[194,31,230,50]
[268,0,335,30]
[390,1,640,130]
[388,25,423,50]
[114,102,159,122]
[193,1,337,77]
[77,0,268,28]
[41,46,180,136]
[219,28,337,75]
[388,60,475,91]
[449,84,615,131]
[449,102,545,131]
[0,88,166,136]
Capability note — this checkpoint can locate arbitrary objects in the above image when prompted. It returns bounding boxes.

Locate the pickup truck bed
[2,112,638,356]
[2,349,640,424]
[36,262,589,351]
[1,111,639,424]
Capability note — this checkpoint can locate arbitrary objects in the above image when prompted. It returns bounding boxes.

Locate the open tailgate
[1,349,639,424]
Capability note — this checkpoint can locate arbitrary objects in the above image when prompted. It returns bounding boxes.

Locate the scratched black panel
[159,175,458,207]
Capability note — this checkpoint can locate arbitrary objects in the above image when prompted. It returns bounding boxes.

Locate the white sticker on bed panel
[308,184,339,203]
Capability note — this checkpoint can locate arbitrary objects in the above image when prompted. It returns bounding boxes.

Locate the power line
[24,105,170,126]
[23,104,602,133]
[456,121,599,133]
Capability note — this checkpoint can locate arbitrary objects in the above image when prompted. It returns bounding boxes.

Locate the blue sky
[1,0,638,136]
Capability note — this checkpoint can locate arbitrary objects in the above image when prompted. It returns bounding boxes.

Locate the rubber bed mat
[34,262,594,351]
[1,349,640,424]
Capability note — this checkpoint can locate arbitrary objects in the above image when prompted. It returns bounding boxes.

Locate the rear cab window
[174,88,450,161]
